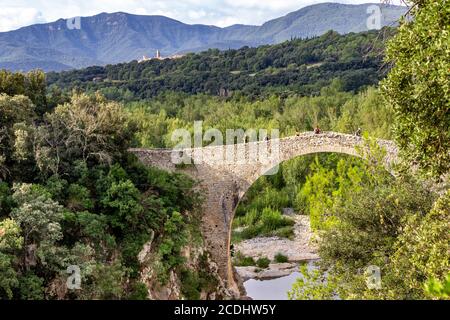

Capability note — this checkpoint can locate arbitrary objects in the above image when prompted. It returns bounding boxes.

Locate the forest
[46,29,391,100]
[0,0,448,300]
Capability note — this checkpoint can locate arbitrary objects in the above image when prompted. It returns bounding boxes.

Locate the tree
[34,93,134,176]
[11,184,65,269]
[0,94,35,180]
[0,218,23,299]
[380,190,450,299]
[0,70,47,115]
[382,0,450,178]
[101,179,143,231]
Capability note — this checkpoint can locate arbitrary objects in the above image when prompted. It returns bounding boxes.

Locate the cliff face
[137,228,238,300]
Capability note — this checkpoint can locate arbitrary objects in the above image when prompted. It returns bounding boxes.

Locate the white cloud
[0,7,45,31]
[0,0,407,32]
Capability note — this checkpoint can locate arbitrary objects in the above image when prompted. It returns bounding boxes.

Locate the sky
[0,0,406,32]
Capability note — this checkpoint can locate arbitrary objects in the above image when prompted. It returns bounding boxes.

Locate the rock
[235,266,259,281]
[256,269,292,280]
[282,208,295,216]
[138,230,154,263]
[268,263,297,271]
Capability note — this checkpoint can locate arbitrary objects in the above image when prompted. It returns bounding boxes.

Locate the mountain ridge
[0,2,407,72]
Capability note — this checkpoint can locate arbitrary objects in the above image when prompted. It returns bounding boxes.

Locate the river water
[243,261,317,300]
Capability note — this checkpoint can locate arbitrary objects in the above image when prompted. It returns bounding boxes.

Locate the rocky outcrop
[138,234,235,300]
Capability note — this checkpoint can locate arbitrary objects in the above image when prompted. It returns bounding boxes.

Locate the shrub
[232,208,295,241]
[272,226,295,239]
[180,269,201,300]
[256,257,271,269]
[127,282,149,300]
[274,253,289,263]
[261,208,294,231]
[233,252,256,267]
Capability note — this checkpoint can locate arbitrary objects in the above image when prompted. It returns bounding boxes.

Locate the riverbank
[234,215,319,281]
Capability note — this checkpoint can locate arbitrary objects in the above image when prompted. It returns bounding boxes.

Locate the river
[243,261,318,300]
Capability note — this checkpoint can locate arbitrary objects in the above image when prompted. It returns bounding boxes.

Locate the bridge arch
[130,132,398,297]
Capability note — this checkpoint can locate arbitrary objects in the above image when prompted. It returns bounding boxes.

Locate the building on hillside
[138,50,184,63]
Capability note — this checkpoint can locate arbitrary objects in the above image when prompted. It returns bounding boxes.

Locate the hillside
[47,29,394,100]
[0,3,406,72]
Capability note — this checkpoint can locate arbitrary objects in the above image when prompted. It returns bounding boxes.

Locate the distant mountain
[0,3,407,72]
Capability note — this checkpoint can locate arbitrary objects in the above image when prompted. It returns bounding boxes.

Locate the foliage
[34,93,134,177]
[0,218,23,299]
[233,252,256,267]
[126,82,392,150]
[0,85,199,299]
[47,29,393,100]
[233,208,295,241]
[289,264,337,300]
[376,190,450,299]
[425,274,450,299]
[289,164,444,300]
[19,273,45,300]
[274,253,289,263]
[256,257,271,269]
[101,179,143,232]
[382,0,450,177]
[298,155,369,230]
[0,70,47,115]
[156,211,188,283]
[180,253,219,300]
[89,262,128,300]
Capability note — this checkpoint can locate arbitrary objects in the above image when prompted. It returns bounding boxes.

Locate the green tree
[101,179,143,231]
[377,190,450,299]
[0,218,23,299]
[382,0,450,177]
[11,184,65,270]
[34,93,134,176]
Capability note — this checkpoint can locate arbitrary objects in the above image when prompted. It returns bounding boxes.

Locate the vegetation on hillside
[0,82,205,299]
[47,29,393,100]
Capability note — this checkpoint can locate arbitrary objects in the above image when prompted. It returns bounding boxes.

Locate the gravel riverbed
[234,215,319,281]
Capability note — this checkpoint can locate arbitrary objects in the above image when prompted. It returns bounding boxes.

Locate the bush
[180,269,201,300]
[272,226,295,239]
[127,282,149,300]
[233,252,256,267]
[256,257,271,269]
[274,253,289,263]
[233,208,295,240]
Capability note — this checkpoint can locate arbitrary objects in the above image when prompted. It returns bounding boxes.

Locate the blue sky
[0,0,406,32]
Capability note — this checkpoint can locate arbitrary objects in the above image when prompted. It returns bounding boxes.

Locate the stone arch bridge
[130,132,398,296]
